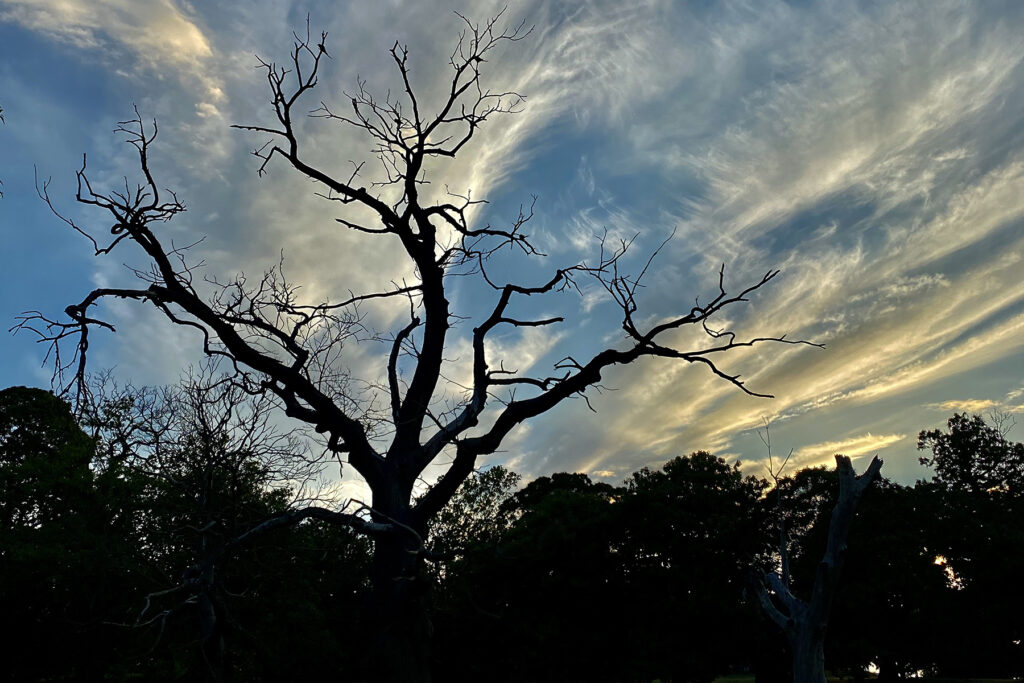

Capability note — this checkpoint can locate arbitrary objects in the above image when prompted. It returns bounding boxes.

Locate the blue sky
[1,0,1023,490]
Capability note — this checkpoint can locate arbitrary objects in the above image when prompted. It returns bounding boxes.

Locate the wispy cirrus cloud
[0,0,224,110]
[480,0,1024,481]
[0,0,211,57]
[787,432,906,471]
[927,399,1001,414]
[3,0,1023,488]
[928,385,1024,418]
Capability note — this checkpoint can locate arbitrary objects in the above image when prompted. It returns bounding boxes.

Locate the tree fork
[755,454,883,683]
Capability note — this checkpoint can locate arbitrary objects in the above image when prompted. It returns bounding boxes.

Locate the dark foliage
[0,387,125,680]
[919,412,1024,496]
[914,413,1024,676]
[0,384,374,681]
[429,453,769,683]
[2,394,1022,680]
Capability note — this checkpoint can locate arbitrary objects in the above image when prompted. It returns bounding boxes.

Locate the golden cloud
[788,432,906,470]
[1,0,222,112]
[927,399,1000,414]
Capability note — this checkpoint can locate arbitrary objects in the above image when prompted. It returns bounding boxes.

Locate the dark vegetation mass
[2,381,1022,682]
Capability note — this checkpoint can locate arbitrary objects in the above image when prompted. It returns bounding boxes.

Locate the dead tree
[16,13,820,682]
[755,455,883,683]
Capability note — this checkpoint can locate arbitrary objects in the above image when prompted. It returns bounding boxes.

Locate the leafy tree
[814,481,951,679]
[0,386,94,527]
[620,452,769,682]
[0,387,139,680]
[751,464,837,683]
[759,452,1023,681]
[439,471,628,682]
[17,13,817,680]
[428,466,525,680]
[433,454,770,683]
[916,413,1024,676]
[428,464,520,561]
[81,373,356,680]
[918,412,1024,496]
[0,378,376,681]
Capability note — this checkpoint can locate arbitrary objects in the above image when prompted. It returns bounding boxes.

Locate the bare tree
[754,454,883,683]
[760,419,795,588]
[16,13,819,681]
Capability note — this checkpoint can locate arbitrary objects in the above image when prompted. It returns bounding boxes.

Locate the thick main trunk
[789,627,826,683]
[366,500,431,683]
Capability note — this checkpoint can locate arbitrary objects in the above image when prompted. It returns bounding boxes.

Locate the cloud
[4,0,1023,490]
[639,2,1023,250]
[788,432,906,471]
[0,0,223,106]
[489,0,1024,478]
[927,393,1024,420]
[1,0,211,56]
[927,399,1000,414]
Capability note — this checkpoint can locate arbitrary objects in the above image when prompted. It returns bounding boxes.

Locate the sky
[1,0,1023,491]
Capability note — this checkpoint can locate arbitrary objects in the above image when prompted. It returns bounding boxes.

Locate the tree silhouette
[919,412,1024,496]
[754,455,882,683]
[16,13,818,680]
[621,452,769,682]
[821,480,952,679]
[80,369,323,677]
[917,414,1024,676]
[0,387,136,680]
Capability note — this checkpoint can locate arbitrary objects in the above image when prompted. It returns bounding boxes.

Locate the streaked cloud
[927,399,1001,414]
[499,0,1024,480]
[0,0,223,108]
[2,0,1022,489]
[1,0,211,57]
[787,433,906,471]
[928,387,1024,418]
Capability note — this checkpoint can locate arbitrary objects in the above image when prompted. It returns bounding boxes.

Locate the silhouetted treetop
[918,412,1024,496]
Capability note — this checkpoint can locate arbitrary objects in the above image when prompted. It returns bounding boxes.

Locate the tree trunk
[755,456,883,683]
[789,627,826,683]
[366,499,432,683]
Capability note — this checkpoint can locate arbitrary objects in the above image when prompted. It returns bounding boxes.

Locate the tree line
[2,380,1021,681]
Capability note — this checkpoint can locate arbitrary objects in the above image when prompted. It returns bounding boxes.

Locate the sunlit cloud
[532,0,1024,475]
[0,0,223,111]
[2,0,1023,489]
[927,391,1024,419]
[788,433,906,471]
[1,0,211,57]
[927,399,1000,414]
